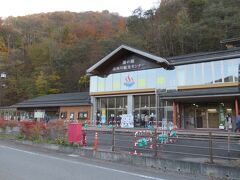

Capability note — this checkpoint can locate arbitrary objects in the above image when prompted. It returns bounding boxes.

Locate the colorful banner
[101,108,106,124]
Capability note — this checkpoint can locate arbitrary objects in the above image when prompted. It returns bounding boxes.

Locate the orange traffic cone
[93,132,98,150]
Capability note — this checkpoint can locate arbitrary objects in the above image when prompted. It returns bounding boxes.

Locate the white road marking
[0,145,165,180]
[68,154,79,157]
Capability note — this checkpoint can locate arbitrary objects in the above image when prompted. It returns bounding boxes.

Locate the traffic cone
[93,132,98,150]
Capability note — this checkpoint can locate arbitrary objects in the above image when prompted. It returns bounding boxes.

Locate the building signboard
[108,55,161,74]
[34,111,44,119]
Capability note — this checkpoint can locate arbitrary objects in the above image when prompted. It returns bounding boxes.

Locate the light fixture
[208,109,217,113]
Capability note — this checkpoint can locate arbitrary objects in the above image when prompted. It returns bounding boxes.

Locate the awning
[158,87,240,100]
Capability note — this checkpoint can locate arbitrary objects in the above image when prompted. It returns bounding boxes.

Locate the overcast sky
[0,0,160,18]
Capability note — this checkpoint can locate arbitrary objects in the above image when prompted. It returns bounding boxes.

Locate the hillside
[0,11,126,105]
[0,0,240,106]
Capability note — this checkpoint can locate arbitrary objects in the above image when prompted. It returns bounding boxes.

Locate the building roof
[12,92,91,108]
[159,87,240,100]
[87,45,240,76]
[86,45,171,75]
[167,47,240,65]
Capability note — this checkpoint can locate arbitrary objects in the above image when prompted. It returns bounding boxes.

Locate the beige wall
[60,105,91,124]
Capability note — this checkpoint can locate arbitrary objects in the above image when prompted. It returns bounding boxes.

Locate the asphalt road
[0,140,207,180]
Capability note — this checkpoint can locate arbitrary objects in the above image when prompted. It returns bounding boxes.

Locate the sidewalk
[87,125,240,138]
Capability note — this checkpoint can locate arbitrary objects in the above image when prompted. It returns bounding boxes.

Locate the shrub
[19,121,47,141]
[7,120,19,129]
[46,120,67,140]
[0,120,8,130]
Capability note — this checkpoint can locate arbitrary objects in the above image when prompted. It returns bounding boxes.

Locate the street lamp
[0,72,7,106]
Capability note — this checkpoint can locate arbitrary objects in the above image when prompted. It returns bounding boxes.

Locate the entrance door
[207,108,219,128]
[196,109,203,128]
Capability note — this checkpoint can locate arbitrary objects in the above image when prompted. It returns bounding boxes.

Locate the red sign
[68,123,82,143]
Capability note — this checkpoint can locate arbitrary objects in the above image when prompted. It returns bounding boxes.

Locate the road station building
[12,92,91,123]
[87,45,240,129]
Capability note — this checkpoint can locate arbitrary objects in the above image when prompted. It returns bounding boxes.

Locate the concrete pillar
[235,97,239,116]
[127,94,133,115]
[173,100,177,126]
[181,105,185,129]
[177,103,180,129]
[91,96,96,126]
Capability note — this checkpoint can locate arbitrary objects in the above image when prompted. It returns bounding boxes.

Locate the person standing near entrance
[144,114,149,128]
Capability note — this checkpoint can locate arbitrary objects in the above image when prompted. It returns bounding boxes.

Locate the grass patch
[0,133,16,139]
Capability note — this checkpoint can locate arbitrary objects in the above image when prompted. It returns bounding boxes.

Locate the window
[134,95,156,127]
[158,100,173,123]
[78,112,88,119]
[116,97,123,108]
[100,98,107,109]
[108,97,115,108]
[166,69,177,89]
[232,59,240,82]
[186,64,195,85]
[141,95,148,108]
[134,96,140,109]
[203,62,213,84]
[96,96,127,125]
[69,112,74,121]
[150,95,155,108]
[213,61,223,83]
[60,112,67,119]
[223,59,235,82]
[195,63,203,85]
[177,65,186,86]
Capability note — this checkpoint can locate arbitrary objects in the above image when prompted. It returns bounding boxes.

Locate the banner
[101,108,106,124]
[121,114,134,128]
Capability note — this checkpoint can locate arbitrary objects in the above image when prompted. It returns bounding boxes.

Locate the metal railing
[84,127,240,164]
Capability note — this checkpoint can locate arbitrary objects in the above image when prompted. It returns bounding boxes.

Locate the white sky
[0,0,160,18]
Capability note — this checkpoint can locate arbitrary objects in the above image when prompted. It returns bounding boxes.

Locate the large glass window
[134,95,156,127]
[156,68,167,90]
[108,97,115,108]
[223,59,234,82]
[177,65,186,86]
[186,64,195,85]
[166,69,177,90]
[90,76,98,92]
[203,62,214,84]
[158,100,173,127]
[195,63,203,85]
[213,61,223,83]
[100,98,107,109]
[141,96,148,108]
[96,96,127,125]
[232,59,239,82]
